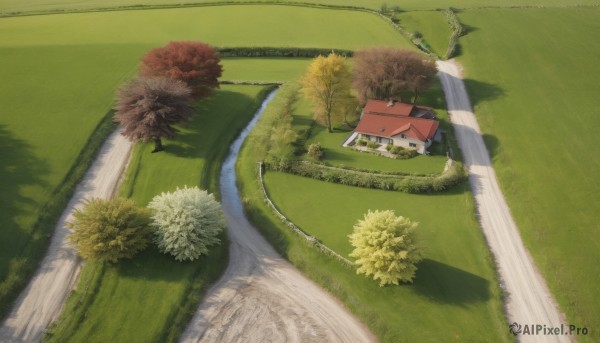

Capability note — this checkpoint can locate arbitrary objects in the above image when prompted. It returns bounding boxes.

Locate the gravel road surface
[437,60,570,343]
[0,129,132,343]
[179,91,376,343]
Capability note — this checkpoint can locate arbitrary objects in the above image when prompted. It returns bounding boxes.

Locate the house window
[409,143,417,148]
[388,138,393,145]
[376,137,383,143]
[400,134,405,139]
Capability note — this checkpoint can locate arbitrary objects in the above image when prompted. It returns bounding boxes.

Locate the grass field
[457,7,600,341]
[396,10,452,57]
[0,6,413,50]
[44,85,270,342]
[1,0,596,16]
[0,4,408,318]
[236,87,509,341]
[221,57,310,82]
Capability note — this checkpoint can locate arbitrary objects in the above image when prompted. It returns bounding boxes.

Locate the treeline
[217,47,353,58]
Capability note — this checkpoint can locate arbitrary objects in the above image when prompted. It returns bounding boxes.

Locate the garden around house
[1,1,598,342]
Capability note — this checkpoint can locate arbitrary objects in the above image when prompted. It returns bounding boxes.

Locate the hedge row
[217,47,353,58]
[267,160,467,193]
[442,8,465,59]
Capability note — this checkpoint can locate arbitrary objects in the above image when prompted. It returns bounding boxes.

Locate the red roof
[355,113,439,142]
[363,99,415,117]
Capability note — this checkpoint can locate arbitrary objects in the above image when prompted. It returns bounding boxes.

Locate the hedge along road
[179,91,375,343]
[437,60,569,343]
[0,130,132,343]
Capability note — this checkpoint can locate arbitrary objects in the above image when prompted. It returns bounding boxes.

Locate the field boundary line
[257,162,354,268]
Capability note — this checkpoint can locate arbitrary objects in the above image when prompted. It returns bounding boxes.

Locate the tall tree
[140,41,223,100]
[114,77,195,153]
[67,197,152,263]
[349,210,422,286]
[301,53,355,133]
[352,48,437,105]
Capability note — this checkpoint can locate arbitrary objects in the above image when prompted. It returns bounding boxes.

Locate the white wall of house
[358,133,426,154]
[390,135,426,154]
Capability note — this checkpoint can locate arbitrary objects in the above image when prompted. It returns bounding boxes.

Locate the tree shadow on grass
[463,79,506,108]
[482,133,501,160]
[412,259,491,305]
[166,90,255,159]
[0,125,50,314]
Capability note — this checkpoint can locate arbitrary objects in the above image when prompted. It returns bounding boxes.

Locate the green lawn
[0,6,413,50]
[236,88,509,341]
[222,57,311,82]
[44,85,270,343]
[1,0,596,16]
[457,7,600,341]
[396,10,452,57]
[0,3,408,318]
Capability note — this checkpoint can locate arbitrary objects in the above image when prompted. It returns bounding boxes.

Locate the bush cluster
[366,141,381,149]
[307,143,323,160]
[442,8,465,59]
[389,145,418,159]
[356,138,367,146]
[268,160,466,193]
[217,47,353,58]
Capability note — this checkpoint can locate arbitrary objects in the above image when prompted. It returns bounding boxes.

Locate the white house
[353,99,440,154]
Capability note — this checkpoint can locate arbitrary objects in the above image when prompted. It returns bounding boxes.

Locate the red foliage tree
[114,77,195,153]
[140,41,223,100]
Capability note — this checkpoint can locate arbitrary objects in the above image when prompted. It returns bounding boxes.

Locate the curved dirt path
[0,129,132,343]
[180,92,375,343]
[437,60,569,343]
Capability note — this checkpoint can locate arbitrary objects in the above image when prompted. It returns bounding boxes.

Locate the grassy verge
[395,10,452,57]
[43,85,270,342]
[236,84,509,342]
[457,7,600,341]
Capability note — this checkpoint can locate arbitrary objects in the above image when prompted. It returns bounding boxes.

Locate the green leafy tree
[67,197,152,263]
[301,53,355,133]
[148,186,225,261]
[349,210,422,286]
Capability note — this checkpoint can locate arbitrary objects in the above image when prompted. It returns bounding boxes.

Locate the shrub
[148,186,225,261]
[385,143,393,151]
[268,161,467,193]
[67,197,152,263]
[380,3,388,14]
[307,143,323,160]
[356,138,367,146]
[366,141,381,149]
[349,210,422,286]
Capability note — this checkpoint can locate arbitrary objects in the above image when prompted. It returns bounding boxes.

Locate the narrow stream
[219,88,277,223]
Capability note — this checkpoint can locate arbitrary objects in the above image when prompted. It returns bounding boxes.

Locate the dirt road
[437,60,570,343]
[179,92,375,343]
[0,129,132,343]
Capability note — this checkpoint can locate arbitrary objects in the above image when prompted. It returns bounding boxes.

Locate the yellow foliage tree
[349,210,422,286]
[300,53,355,132]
